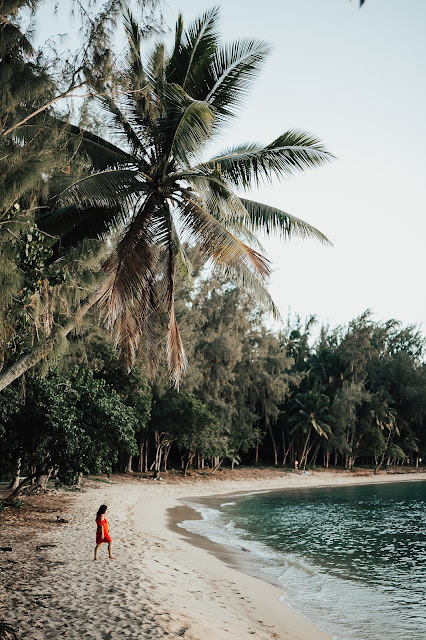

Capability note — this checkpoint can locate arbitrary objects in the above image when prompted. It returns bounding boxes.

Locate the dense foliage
[1,269,425,485]
[0,1,332,393]
[1,2,425,490]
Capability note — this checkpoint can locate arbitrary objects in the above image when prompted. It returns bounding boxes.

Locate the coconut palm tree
[289,389,333,469]
[0,7,332,391]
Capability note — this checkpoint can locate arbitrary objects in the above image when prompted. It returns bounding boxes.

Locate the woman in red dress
[94,504,115,560]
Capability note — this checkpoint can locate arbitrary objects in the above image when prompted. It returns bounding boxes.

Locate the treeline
[2,263,426,490]
[1,1,425,492]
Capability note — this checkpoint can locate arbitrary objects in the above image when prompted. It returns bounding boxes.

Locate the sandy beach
[1,469,425,640]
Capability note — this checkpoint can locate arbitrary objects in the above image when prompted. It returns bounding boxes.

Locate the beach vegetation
[1,3,426,486]
[0,2,332,393]
[1,264,426,486]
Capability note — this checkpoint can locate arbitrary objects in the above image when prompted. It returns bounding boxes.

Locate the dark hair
[96,504,107,520]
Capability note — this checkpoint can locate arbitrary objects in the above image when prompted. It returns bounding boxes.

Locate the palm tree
[0,7,332,391]
[289,389,333,469]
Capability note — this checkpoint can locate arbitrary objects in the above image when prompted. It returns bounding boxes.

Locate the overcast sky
[162,0,426,333]
[38,0,426,333]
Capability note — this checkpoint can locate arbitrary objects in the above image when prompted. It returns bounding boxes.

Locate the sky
[37,0,426,334]
[163,0,426,333]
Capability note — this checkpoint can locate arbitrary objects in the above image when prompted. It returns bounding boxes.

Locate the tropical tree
[289,389,333,470]
[82,335,152,472]
[249,330,294,466]
[0,0,161,390]
[0,6,332,392]
[2,366,138,496]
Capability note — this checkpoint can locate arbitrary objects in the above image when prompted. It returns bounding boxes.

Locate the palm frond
[180,172,265,250]
[199,130,333,188]
[170,13,184,63]
[204,38,271,119]
[123,8,145,84]
[216,259,281,322]
[98,199,162,365]
[238,198,332,245]
[93,93,148,159]
[161,215,188,388]
[167,302,188,388]
[56,169,149,209]
[65,122,133,169]
[172,223,193,282]
[0,620,18,640]
[99,192,158,324]
[176,192,270,279]
[37,203,128,247]
[161,84,216,167]
[167,7,219,90]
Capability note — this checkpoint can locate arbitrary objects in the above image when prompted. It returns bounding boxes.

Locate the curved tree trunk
[7,471,38,499]
[9,457,22,491]
[282,437,294,466]
[162,444,171,472]
[0,290,101,392]
[267,421,278,466]
[211,457,223,475]
[375,429,393,474]
[184,453,195,476]
[299,426,312,470]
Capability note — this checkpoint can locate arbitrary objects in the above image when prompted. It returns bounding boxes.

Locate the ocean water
[178,480,426,640]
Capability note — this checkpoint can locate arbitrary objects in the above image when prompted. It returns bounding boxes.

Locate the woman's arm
[98,515,105,540]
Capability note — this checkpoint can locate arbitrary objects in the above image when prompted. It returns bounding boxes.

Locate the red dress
[96,516,112,544]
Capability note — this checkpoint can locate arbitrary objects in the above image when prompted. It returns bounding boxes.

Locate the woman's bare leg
[94,544,101,560]
[108,542,116,559]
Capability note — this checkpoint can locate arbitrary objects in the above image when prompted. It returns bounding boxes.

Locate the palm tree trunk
[375,429,393,474]
[310,442,321,466]
[0,290,101,392]
[162,444,171,472]
[282,436,295,466]
[299,426,312,470]
[266,421,278,466]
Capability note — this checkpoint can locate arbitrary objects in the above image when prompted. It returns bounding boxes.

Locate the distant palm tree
[0,7,333,391]
[289,389,333,469]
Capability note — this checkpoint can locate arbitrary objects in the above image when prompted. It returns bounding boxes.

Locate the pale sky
[163,0,426,333]
[37,0,426,333]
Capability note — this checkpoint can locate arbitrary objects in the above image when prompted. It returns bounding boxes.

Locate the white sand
[2,470,425,639]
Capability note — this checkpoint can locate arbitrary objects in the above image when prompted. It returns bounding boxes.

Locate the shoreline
[134,469,426,640]
[134,473,336,640]
[1,469,425,639]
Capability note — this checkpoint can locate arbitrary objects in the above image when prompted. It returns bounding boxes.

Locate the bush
[0,498,22,510]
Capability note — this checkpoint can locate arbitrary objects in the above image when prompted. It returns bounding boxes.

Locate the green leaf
[56,169,149,209]
[161,84,216,167]
[167,7,219,90]
[204,38,271,119]
[238,198,332,245]
[200,129,333,188]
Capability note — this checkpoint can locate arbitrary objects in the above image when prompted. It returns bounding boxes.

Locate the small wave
[220,501,236,507]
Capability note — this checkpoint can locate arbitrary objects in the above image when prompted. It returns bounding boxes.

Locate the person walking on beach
[94,504,116,560]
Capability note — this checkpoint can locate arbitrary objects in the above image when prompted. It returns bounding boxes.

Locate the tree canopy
[0,3,332,392]
[1,2,425,493]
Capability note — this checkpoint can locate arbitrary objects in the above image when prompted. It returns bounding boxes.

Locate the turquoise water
[179,480,426,640]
